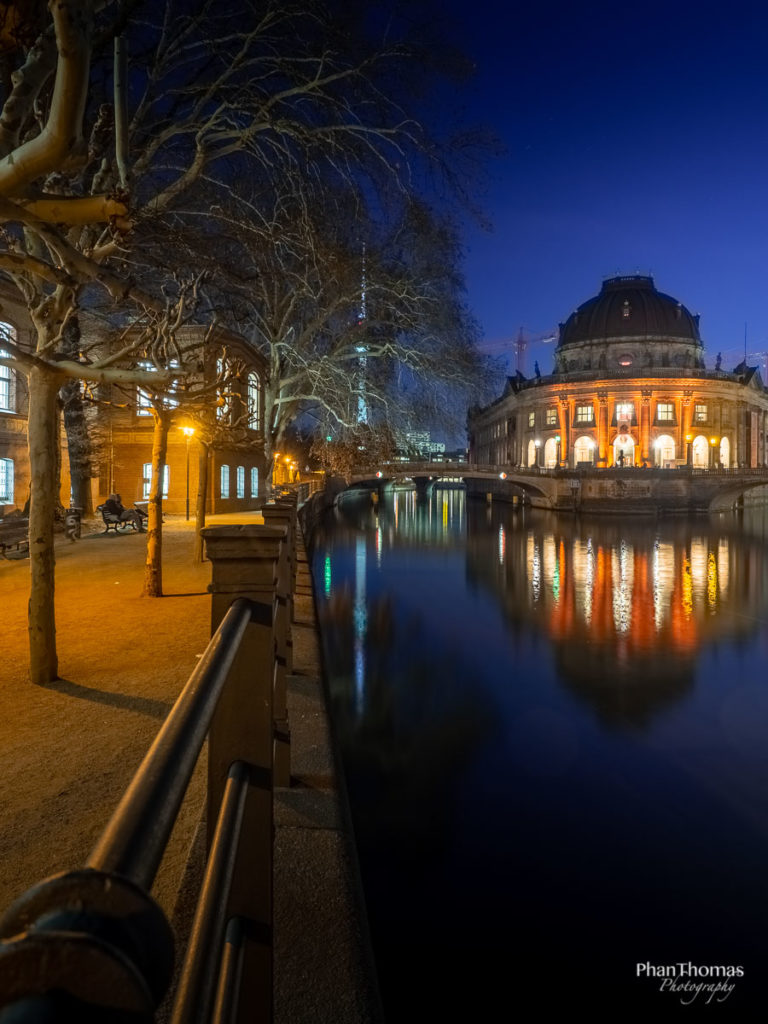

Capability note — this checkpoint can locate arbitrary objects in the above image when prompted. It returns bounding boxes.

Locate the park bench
[97,504,143,534]
[0,517,29,558]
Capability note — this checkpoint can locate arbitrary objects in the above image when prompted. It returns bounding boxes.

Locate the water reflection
[466,505,768,728]
[312,488,768,1017]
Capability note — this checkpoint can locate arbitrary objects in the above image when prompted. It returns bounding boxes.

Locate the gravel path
[0,514,258,919]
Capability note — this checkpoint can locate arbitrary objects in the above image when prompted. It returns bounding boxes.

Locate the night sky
[438,1,768,377]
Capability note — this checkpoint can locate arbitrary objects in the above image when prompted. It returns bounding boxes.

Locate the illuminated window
[546,407,558,426]
[0,323,17,412]
[250,467,258,496]
[143,462,169,499]
[694,403,707,422]
[616,402,634,423]
[137,360,179,415]
[657,402,674,422]
[0,349,12,411]
[220,464,230,498]
[236,465,245,498]
[0,457,13,502]
[622,300,631,319]
[247,372,261,428]
[576,405,594,424]
[528,411,535,428]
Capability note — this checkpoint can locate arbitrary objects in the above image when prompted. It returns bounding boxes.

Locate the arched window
[216,358,230,421]
[544,437,558,468]
[691,435,708,468]
[247,372,261,429]
[573,435,595,466]
[612,433,635,467]
[527,439,537,467]
[719,436,730,468]
[653,434,676,467]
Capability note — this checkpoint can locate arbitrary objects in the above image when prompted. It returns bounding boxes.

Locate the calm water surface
[311,488,768,1018]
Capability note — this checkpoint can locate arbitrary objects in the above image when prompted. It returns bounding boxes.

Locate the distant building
[469,275,768,472]
[0,285,267,515]
[402,431,446,459]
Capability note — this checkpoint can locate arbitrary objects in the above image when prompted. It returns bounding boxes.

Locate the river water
[310,487,768,1018]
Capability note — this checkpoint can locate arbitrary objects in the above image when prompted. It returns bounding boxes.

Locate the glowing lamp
[499,472,507,479]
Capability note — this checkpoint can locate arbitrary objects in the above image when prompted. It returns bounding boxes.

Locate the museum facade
[469,275,768,473]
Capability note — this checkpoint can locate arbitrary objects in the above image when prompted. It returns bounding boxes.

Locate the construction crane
[481,327,558,376]
[511,326,558,375]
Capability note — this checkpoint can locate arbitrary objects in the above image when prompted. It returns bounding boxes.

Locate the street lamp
[685,433,693,467]
[710,436,719,470]
[182,426,195,520]
[534,437,541,468]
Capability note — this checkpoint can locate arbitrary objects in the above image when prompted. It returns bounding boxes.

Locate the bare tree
[175,182,490,458]
[0,0,477,682]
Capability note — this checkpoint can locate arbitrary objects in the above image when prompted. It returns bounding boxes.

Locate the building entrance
[613,433,635,467]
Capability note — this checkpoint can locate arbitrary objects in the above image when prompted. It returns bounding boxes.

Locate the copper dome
[557,275,701,349]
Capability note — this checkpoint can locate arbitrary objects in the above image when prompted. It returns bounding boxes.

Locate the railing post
[260,499,297,787]
[202,523,287,1021]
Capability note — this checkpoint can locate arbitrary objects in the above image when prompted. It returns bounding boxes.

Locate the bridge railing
[0,499,298,1022]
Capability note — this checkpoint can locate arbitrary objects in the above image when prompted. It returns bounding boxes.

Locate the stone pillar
[561,399,573,468]
[202,522,288,1019]
[640,391,651,464]
[597,393,609,466]
[261,500,297,786]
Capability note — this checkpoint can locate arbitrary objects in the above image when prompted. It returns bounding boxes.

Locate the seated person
[103,493,144,531]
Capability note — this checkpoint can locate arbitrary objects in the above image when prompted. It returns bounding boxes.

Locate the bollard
[202,523,287,1021]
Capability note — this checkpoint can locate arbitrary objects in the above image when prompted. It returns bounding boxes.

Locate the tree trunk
[143,409,169,597]
[193,440,209,564]
[27,365,62,684]
[60,314,94,515]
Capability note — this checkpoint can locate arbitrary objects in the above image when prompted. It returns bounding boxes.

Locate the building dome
[554,275,704,374]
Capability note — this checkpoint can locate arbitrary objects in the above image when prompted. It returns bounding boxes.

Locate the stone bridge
[346,461,768,514]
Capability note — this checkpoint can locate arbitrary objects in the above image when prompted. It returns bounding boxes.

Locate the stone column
[202,522,288,1020]
[640,390,652,464]
[597,392,609,466]
[558,397,569,467]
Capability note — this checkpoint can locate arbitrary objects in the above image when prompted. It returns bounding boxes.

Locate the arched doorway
[692,435,708,468]
[544,437,558,468]
[720,436,730,468]
[527,439,537,468]
[653,434,676,467]
[613,433,635,467]
[573,435,595,466]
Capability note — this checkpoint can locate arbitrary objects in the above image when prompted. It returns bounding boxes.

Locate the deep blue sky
[437,0,768,377]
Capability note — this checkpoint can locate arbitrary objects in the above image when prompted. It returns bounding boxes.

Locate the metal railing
[0,497,298,1022]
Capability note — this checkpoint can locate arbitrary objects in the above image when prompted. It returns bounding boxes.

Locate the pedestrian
[103,493,144,531]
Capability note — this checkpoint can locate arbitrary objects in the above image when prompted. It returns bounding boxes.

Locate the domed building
[470,275,768,475]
